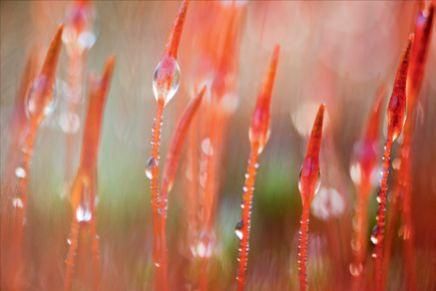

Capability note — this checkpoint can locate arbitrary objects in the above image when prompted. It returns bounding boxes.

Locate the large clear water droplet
[26,75,58,119]
[152,56,180,105]
[201,138,214,156]
[349,162,362,185]
[15,167,27,179]
[298,163,321,196]
[12,197,24,209]
[234,221,244,240]
[76,204,92,223]
[59,112,81,133]
[145,157,157,180]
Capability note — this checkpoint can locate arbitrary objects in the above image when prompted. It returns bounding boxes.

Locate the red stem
[374,135,393,291]
[297,205,311,291]
[236,143,260,291]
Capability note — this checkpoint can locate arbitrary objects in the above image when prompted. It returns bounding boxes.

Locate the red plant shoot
[160,86,205,204]
[384,4,433,290]
[0,49,40,291]
[0,25,63,291]
[349,85,385,285]
[64,57,115,291]
[373,37,412,291]
[297,104,325,291]
[147,1,189,290]
[236,45,279,291]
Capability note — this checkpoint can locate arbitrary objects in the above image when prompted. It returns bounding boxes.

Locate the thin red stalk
[373,38,412,291]
[1,26,63,291]
[350,86,384,287]
[236,45,279,291]
[150,99,168,291]
[0,49,39,291]
[154,87,204,289]
[65,57,115,291]
[160,86,205,208]
[236,143,260,291]
[149,2,189,290]
[297,104,325,291]
[399,5,433,290]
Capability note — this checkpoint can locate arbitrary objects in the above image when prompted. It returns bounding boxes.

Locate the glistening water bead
[152,55,181,105]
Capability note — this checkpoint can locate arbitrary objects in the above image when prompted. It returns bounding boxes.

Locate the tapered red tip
[387,37,413,141]
[307,104,325,159]
[166,0,190,58]
[249,45,280,152]
[261,45,280,100]
[40,24,64,78]
[365,84,385,142]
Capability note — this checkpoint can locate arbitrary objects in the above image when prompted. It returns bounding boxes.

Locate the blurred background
[1,1,436,290]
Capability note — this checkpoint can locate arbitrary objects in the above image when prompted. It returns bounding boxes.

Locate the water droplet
[311,187,345,220]
[67,239,72,245]
[398,225,411,240]
[349,162,362,185]
[145,157,157,180]
[220,92,239,113]
[76,204,92,223]
[78,31,96,49]
[152,56,180,105]
[154,262,161,268]
[59,112,80,133]
[349,262,363,277]
[370,226,379,245]
[190,231,215,258]
[15,167,26,179]
[351,239,361,252]
[12,197,24,209]
[201,138,214,156]
[26,75,57,119]
[234,221,244,240]
[298,160,321,196]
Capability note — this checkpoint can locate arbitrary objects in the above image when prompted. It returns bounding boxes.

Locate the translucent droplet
[15,167,27,179]
[190,231,215,258]
[234,221,244,240]
[311,187,345,220]
[349,262,363,277]
[399,225,411,240]
[349,162,362,185]
[351,238,361,252]
[201,138,214,156]
[12,197,24,209]
[76,204,92,223]
[78,31,96,49]
[152,56,180,105]
[298,160,321,196]
[370,226,379,245]
[154,262,161,268]
[220,92,239,113]
[59,112,80,133]
[145,157,157,180]
[26,75,58,119]
[67,239,72,245]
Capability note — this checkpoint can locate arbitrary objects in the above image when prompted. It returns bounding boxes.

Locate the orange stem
[236,143,260,291]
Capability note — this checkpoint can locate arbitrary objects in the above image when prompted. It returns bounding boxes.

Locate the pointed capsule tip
[166,0,190,58]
